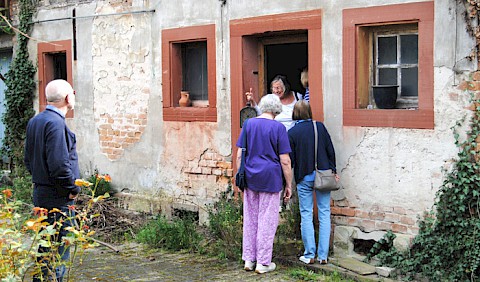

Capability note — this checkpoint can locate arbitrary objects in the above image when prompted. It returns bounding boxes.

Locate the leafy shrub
[83,170,112,196]
[11,173,33,205]
[0,174,109,281]
[206,187,243,260]
[137,214,203,252]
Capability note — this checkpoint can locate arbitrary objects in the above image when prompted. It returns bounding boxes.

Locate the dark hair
[271,74,291,95]
[292,100,312,120]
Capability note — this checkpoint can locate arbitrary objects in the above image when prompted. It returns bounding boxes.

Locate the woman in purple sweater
[236,94,293,274]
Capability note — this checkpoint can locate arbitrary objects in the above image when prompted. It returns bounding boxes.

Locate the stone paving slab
[70,243,306,282]
[334,257,377,275]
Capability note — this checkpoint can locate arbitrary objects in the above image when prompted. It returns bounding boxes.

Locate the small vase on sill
[179,91,192,107]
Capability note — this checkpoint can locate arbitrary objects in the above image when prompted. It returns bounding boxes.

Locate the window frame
[342,2,434,129]
[38,40,74,118]
[162,24,217,122]
[373,26,419,108]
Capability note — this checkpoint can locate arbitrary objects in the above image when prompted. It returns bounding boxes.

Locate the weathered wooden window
[342,2,434,129]
[374,25,418,109]
[37,40,73,117]
[162,24,217,122]
[181,41,208,103]
[0,0,9,19]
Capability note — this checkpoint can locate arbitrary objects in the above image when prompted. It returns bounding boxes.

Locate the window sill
[343,108,433,129]
[163,107,217,122]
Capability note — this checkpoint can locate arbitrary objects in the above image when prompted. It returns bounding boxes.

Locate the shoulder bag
[235,119,249,192]
[313,121,340,191]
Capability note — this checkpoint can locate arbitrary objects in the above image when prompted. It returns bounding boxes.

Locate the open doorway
[257,33,308,97]
[230,10,323,175]
[264,42,308,95]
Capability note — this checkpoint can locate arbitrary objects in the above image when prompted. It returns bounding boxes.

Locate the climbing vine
[1,0,36,174]
[364,2,480,279]
[369,84,480,281]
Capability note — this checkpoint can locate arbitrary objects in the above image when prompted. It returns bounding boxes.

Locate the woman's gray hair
[258,94,282,116]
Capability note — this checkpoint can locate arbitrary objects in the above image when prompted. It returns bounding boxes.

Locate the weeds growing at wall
[205,188,243,261]
[136,214,204,253]
[1,0,36,174]
[135,186,304,264]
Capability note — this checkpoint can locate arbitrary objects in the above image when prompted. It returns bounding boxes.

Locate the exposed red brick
[355,210,369,218]
[393,206,407,215]
[472,71,480,81]
[392,223,408,233]
[225,169,233,177]
[400,216,416,225]
[347,217,361,227]
[216,161,232,169]
[458,81,469,91]
[207,160,217,168]
[359,219,376,232]
[340,207,356,217]
[384,213,400,223]
[331,207,341,215]
[369,211,385,220]
[375,221,393,231]
[99,124,112,130]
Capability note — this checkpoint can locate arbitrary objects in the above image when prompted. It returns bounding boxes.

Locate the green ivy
[1,0,36,175]
[370,89,480,281]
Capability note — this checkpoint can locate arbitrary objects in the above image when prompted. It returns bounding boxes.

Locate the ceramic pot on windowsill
[179,91,192,107]
[372,85,398,109]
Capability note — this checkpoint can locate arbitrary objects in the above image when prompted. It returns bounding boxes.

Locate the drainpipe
[30,9,156,24]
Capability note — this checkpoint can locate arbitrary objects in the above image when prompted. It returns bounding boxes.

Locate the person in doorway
[236,94,293,274]
[24,79,80,282]
[300,67,309,102]
[246,74,303,131]
[287,100,339,265]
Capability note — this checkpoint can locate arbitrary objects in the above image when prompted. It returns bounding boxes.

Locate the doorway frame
[230,10,322,174]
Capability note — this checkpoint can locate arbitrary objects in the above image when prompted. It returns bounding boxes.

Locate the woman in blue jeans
[288,100,339,265]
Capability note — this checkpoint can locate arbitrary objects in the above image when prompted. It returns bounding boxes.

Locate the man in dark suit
[24,79,80,282]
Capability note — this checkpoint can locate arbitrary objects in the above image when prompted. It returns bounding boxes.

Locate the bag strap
[313,121,318,171]
[239,119,249,173]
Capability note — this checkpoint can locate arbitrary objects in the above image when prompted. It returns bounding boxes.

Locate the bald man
[24,79,79,282]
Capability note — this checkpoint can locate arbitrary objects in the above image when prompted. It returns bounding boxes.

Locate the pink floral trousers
[242,188,281,265]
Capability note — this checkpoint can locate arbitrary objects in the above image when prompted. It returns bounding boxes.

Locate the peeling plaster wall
[26,0,476,232]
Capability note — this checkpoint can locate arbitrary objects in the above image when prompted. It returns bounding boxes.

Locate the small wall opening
[172,208,199,223]
[353,239,376,255]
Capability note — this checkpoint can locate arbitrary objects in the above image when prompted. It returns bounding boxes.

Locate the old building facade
[1,0,476,252]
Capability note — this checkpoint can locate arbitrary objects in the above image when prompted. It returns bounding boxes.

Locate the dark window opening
[181,41,208,102]
[49,53,67,80]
